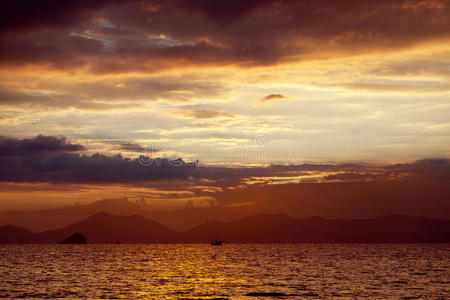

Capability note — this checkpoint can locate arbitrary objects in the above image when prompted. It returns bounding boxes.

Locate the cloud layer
[0,135,84,156]
[0,135,448,228]
[0,135,448,185]
[1,0,449,72]
[0,1,449,219]
[0,135,195,183]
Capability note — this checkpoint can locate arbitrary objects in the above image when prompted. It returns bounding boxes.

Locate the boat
[211,240,222,246]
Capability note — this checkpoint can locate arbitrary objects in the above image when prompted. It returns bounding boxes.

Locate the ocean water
[0,244,449,299]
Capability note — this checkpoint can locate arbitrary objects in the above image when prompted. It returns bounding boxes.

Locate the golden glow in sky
[0,0,449,216]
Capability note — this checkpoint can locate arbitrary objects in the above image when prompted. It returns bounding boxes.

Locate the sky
[0,0,449,228]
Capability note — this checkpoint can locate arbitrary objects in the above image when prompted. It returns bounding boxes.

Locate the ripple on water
[0,244,449,299]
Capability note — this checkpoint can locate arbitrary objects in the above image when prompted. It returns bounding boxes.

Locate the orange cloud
[1,0,449,73]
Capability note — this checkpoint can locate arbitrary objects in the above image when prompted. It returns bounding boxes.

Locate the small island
[59,232,87,244]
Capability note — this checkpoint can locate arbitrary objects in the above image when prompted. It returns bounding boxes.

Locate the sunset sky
[0,0,449,229]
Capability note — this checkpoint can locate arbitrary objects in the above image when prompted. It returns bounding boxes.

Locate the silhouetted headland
[1,212,449,243]
[60,232,87,244]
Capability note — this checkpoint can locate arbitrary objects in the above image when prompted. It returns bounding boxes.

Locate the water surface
[0,244,449,298]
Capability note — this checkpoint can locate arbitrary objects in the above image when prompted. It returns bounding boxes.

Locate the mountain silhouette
[0,225,38,243]
[42,212,182,243]
[186,214,450,243]
[60,232,87,244]
[0,212,449,243]
[0,213,181,243]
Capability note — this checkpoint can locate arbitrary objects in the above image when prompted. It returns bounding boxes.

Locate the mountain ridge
[1,212,449,243]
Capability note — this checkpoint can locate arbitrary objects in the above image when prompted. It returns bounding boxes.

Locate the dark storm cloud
[0,0,133,32]
[0,135,196,183]
[0,152,195,183]
[0,135,84,156]
[1,0,449,72]
[0,135,194,183]
[0,136,449,188]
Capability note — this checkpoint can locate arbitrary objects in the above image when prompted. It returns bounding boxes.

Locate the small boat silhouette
[211,240,223,246]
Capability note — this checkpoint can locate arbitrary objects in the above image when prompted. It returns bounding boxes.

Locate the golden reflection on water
[0,244,449,298]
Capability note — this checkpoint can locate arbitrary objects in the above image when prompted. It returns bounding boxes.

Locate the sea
[0,244,449,299]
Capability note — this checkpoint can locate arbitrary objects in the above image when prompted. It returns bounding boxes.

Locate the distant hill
[0,213,182,243]
[60,232,87,244]
[0,225,38,243]
[1,212,449,243]
[186,214,450,243]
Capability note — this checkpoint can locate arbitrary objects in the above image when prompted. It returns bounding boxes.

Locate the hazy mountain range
[1,213,449,243]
